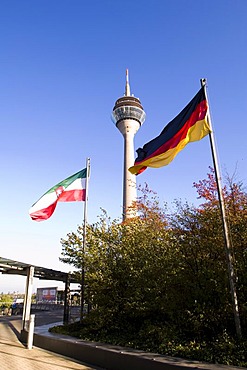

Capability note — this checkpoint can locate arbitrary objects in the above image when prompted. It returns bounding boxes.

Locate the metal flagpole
[80,157,90,323]
[200,79,241,338]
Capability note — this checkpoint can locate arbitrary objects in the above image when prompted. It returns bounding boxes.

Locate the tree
[191,167,247,337]
[60,171,247,343]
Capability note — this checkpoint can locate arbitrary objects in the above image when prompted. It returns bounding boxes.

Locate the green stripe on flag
[46,169,87,194]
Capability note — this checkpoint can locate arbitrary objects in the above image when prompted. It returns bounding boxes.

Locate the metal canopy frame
[0,257,80,328]
[0,256,79,283]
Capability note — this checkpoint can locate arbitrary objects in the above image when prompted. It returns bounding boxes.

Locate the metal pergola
[0,257,79,283]
[0,257,80,329]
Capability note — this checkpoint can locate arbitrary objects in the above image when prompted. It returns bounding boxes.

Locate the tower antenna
[125,68,131,96]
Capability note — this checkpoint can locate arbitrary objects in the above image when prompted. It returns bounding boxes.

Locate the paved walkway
[0,316,104,370]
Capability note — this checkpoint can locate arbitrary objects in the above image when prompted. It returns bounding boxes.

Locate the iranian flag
[29,168,87,222]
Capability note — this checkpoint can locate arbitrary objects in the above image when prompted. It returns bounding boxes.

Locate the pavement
[0,313,105,370]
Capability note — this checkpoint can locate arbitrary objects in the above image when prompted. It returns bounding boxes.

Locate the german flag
[129,87,211,175]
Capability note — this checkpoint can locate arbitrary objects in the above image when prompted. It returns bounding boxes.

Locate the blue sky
[1,0,246,293]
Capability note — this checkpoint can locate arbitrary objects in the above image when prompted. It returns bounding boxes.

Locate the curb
[21,328,242,370]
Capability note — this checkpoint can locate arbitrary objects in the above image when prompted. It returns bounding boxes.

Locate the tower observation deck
[111,70,146,219]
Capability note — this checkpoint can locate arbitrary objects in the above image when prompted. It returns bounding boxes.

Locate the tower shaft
[118,119,140,218]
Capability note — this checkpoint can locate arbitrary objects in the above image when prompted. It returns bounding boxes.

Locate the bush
[49,314,247,367]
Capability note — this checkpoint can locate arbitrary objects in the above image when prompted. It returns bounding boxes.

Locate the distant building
[36,287,58,303]
[36,287,80,304]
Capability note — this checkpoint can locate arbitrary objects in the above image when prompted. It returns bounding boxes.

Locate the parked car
[11,298,24,315]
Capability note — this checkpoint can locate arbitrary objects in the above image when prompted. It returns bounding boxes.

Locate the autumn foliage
[59,169,247,366]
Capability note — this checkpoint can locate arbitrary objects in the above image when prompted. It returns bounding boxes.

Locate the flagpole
[80,157,90,323]
[200,79,241,339]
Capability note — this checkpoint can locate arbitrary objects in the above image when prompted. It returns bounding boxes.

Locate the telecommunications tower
[111,70,146,220]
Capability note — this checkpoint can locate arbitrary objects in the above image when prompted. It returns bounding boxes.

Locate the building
[111,70,146,220]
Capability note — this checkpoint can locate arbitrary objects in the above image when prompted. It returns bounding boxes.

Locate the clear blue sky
[1,0,246,293]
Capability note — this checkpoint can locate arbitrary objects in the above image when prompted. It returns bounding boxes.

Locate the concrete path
[0,316,104,370]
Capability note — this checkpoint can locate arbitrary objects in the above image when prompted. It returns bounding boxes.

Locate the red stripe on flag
[135,100,207,166]
[30,202,57,221]
[58,189,86,202]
